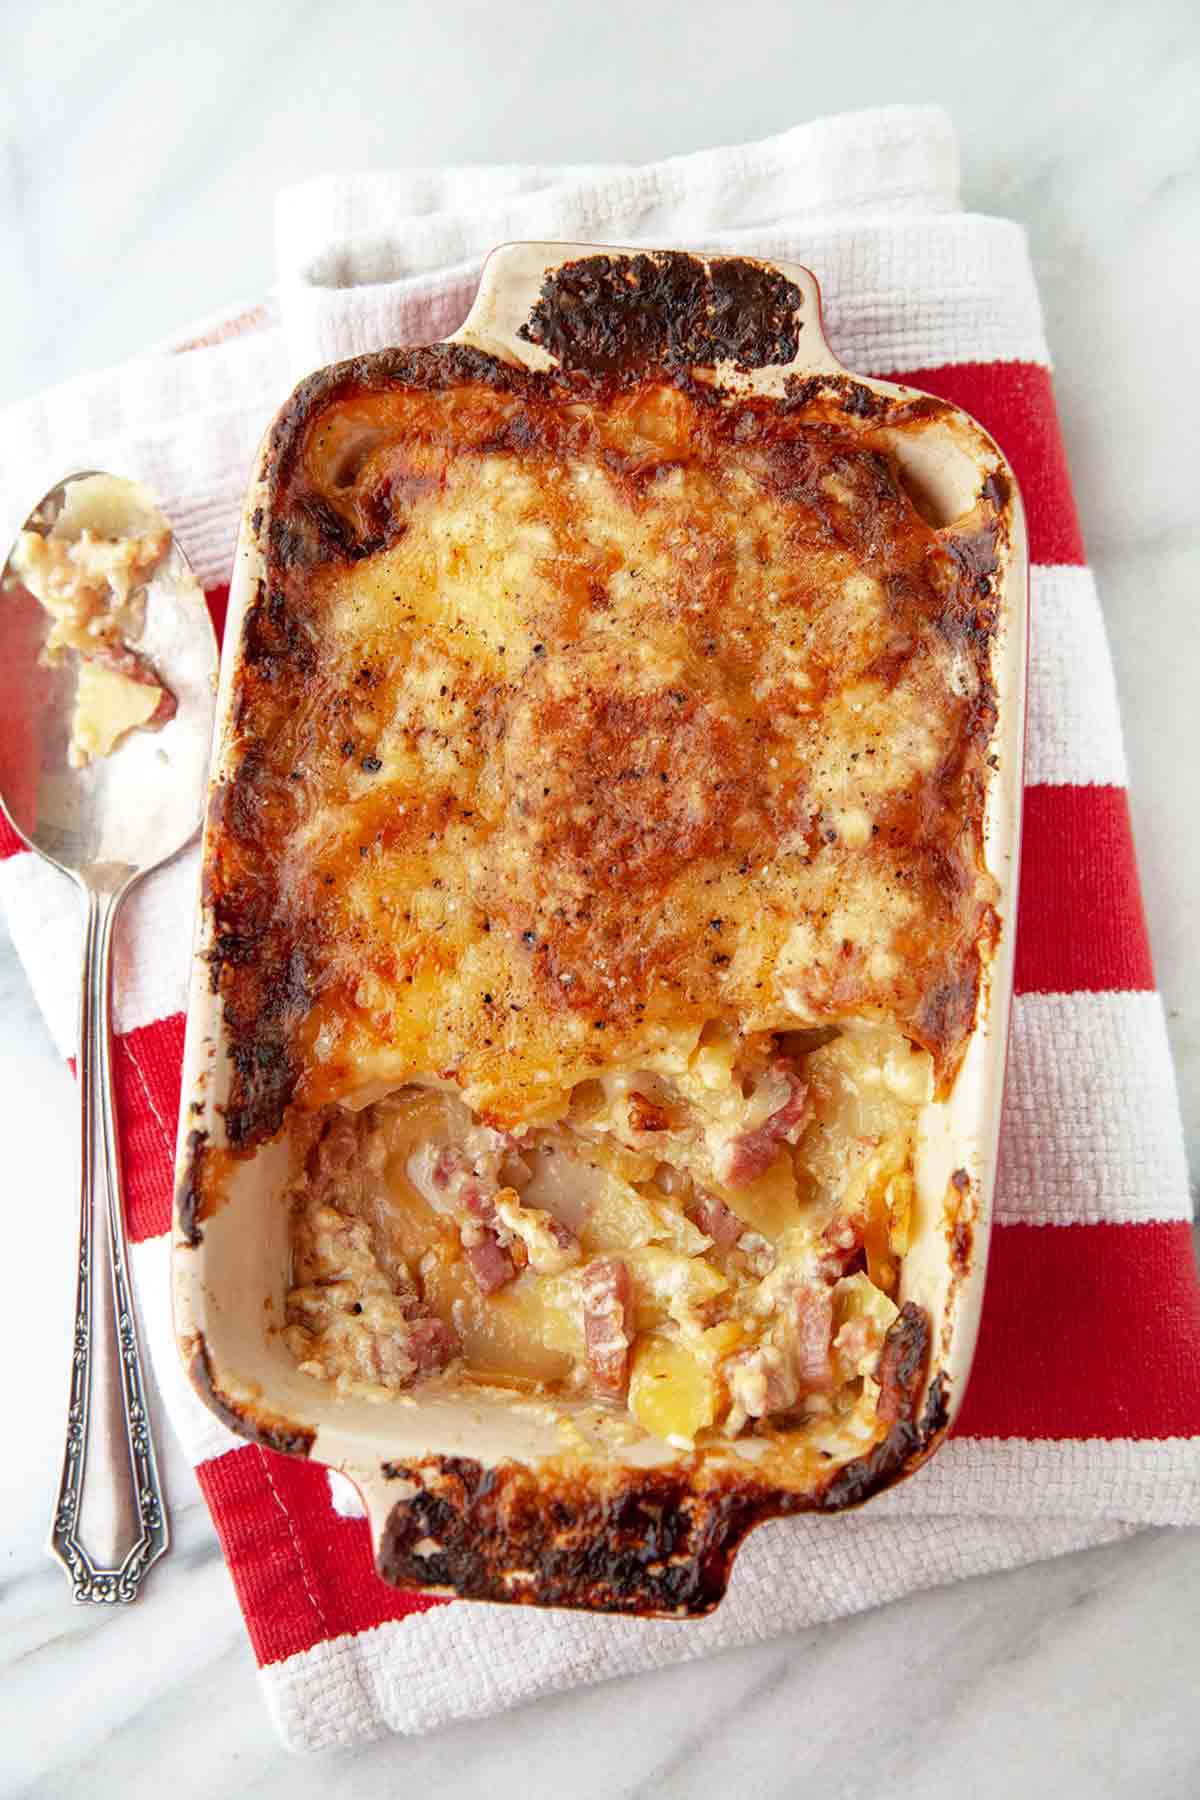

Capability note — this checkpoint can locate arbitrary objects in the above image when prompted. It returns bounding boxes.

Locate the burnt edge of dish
[176,1126,211,1247]
[518,250,804,376]
[376,1303,948,1617]
[185,1330,316,1459]
[936,1165,979,1364]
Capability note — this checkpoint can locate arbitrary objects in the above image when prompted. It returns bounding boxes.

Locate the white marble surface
[1,1,1197,1792]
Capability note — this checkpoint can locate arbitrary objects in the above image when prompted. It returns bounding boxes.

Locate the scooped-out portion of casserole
[283,1021,928,1449]
[209,311,1008,1455]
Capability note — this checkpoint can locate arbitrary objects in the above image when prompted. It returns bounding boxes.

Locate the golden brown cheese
[210,347,1005,1149]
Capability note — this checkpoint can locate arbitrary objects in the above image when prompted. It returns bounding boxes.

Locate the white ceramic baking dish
[172,243,1028,1616]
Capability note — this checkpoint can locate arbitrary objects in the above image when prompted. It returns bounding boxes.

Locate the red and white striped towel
[2,106,1196,1751]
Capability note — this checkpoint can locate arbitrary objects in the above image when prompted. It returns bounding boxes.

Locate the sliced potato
[625,1246,728,1333]
[420,1251,582,1383]
[862,1189,897,1295]
[575,1131,667,1188]
[376,1088,463,1159]
[885,1170,914,1256]
[832,1271,900,1381]
[834,1270,899,1332]
[376,1172,451,1267]
[698,1318,752,1362]
[712,1147,801,1239]
[579,1172,708,1258]
[629,1334,719,1442]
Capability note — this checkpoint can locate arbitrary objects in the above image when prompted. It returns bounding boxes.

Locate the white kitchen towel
[1,105,1195,1751]
[275,105,1045,382]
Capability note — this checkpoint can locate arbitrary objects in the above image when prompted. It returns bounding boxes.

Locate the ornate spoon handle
[47,878,169,1603]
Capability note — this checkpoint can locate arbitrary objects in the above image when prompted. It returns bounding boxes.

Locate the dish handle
[343,1453,781,1619]
[451,240,846,379]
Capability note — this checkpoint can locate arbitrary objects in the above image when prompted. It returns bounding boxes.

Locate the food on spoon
[9,475,182,766]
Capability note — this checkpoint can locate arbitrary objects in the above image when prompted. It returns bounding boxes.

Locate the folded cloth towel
[1,105,1196,1752]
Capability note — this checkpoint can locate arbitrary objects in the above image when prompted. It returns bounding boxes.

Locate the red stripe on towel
[115,1016,187,1241]
[955,1221,1200,1440]
[198,1446,447,1667]
[206,582,229,647]
[63,1015,184,1244]
[1015,785,1155,994]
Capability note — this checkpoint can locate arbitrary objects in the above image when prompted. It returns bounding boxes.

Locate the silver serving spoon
[0,472,217,1603]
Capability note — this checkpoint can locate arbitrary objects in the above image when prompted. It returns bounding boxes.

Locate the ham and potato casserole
[201,253,1009,1477]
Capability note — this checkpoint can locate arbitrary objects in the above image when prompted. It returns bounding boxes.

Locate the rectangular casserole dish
[173,243,1028,1617]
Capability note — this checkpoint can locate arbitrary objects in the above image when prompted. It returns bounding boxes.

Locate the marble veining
[0,0,1196,1792]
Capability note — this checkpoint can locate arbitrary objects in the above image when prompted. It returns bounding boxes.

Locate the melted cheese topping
[215,360,1004,1149]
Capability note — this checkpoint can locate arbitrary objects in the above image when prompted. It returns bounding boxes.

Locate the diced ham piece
[431,1147,466,1190]
[458,1178,497,1223]
[719,1063,810,1186]
[691,1190,744,1250]
[818,1210,864,1280]
[147,685,177,726]
[627,1090,670,1133]
[465,1231,517,1294]
[405,1315,460,1372]
[581,1257,634,1399]
[724,1281,834,1421]
[788,1285,835,1394]
[726,1343,799,1420]
[547,1216,578,1253]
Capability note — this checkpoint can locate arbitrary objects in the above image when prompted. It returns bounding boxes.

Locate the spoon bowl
[0,470,217,1604]
[0,469,217,881]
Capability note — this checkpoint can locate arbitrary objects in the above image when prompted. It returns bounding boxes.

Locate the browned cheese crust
[207,344,1006,1149]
